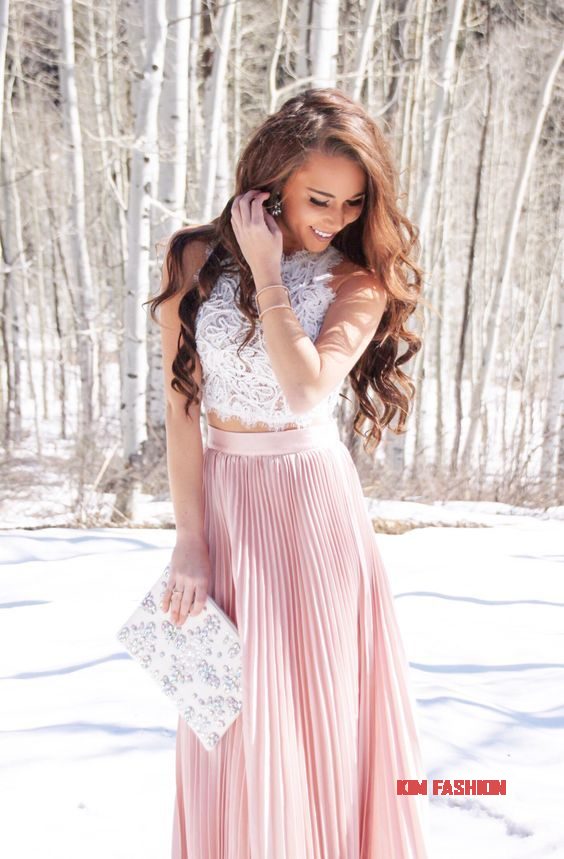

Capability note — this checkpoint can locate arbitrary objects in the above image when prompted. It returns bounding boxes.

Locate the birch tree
[351,0,381,101]
[157,0,191,237]
[147,0,191,433]
[461,41,564,464]
[188,0,203,180]
[59,0,97,432]
[199,0,236,221]
[0,0,562,518]
[310,0,339,87]
[115,0,167,521]
[0,0,8,148]
[538,193,562,489]
[0,116,21,447]
[0,0,10,440]
[411,0,465,249]
[385,0,464,476]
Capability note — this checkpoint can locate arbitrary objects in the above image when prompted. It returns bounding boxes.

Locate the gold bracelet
[255,284,289,299]
[258,303,293,322]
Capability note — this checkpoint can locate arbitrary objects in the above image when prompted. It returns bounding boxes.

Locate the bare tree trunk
[147,0,190,435]
[59,0,97,433]
[411,0,465,248]
[462,41,564,464]
[0,0,8,149]
[158,0,190,235]
[0,134,22,446]
[232,0,241,156]
[199,0,235,221]
[451,27,492,473]
[540,188,564,489]
[296,0,312,80]
[51,244,68,441]
[0,0,8,443]
[105,0,129,319]
[5,80,42,455]
[114,0,167,522]
[0,261,14,449]
[11,30,51,426]
[268,0,289,112]
[310,0,339,87]
[86,3,116,418]
[385,0,431,477]
[350,0,381,101]
[188,0,203,183]
[213,99,230,213]
[44,130,74,441]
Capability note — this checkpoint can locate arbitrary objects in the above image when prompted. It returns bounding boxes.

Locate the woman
[148,88,429,859]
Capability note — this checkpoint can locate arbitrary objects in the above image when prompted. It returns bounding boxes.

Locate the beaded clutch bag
[116,563,243,751]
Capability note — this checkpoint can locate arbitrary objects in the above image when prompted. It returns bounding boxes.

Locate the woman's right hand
[161,536,211,627]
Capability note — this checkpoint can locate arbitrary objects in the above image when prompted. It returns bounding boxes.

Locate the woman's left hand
[230,190,284,286]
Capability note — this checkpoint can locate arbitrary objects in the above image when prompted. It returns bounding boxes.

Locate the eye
[309,196,364,208]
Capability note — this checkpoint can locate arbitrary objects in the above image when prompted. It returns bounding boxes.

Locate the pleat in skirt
[171,420,429,859]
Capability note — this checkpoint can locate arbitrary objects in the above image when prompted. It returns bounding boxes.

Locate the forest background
[0,0,562,527]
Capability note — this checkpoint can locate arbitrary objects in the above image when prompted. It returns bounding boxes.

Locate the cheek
[283,200,303,221]
[298,203,315,223]
[286,202,316,227]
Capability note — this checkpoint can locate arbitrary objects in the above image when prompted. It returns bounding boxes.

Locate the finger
[169,593,182,618]
[237,190,263,225]
[239,204,250,228]
[176,589,196,626]
[189,584,209,617]
[263,210,280,233]
[230,197,241,222]
[169,589,185,622]
[161,582,176,611]
[237,193,255,227]
[250,193,269,224]
[231,210,244,233]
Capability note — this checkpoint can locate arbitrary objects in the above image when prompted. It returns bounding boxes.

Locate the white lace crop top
[194,244,345,431]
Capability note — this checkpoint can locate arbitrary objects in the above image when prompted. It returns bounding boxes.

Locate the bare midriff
[206,411,332,433]
[205,260,357,435]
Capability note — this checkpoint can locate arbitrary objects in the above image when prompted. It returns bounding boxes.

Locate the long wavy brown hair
[145,87,424,454]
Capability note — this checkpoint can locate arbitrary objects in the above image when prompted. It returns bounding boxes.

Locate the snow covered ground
[1,503,563,858]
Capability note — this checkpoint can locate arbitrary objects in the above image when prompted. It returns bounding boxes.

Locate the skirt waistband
[206,421,341,456]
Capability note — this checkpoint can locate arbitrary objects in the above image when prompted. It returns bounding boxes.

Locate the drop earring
[271,194,282,217]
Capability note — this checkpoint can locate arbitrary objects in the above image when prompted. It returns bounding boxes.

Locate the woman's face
[277,151,366,254]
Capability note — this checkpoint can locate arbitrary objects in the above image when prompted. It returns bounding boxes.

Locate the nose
[324,210,348,233]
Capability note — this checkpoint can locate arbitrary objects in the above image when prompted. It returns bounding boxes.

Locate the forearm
[165,406,207,544]
[254,269,321,411]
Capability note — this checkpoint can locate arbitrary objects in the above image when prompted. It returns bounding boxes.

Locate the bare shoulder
[329,251,386,303]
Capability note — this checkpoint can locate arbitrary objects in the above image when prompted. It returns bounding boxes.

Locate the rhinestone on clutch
[116,564,243,751]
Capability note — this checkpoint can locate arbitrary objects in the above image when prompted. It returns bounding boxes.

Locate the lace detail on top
[194,245,344,430]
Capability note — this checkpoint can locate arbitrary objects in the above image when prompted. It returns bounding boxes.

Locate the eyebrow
[306,186,366,200]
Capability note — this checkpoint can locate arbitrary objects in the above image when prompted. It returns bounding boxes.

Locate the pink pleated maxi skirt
[171,420,429,859]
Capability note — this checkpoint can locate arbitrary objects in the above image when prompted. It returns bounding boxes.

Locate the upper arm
[298,271,388,411]
[159,231,208,419]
